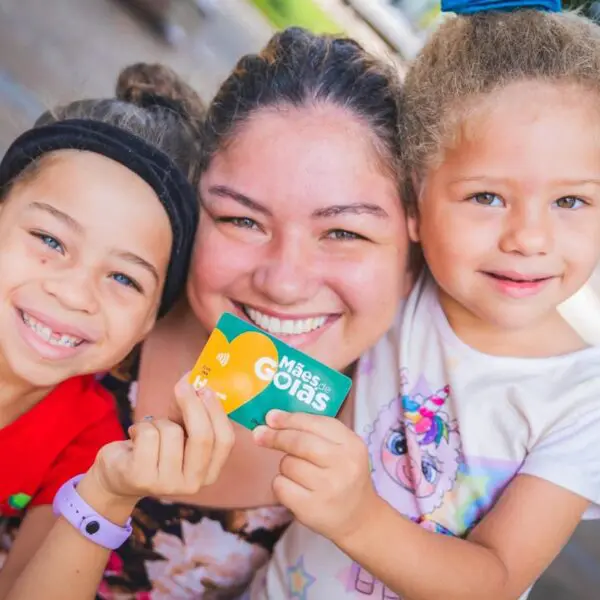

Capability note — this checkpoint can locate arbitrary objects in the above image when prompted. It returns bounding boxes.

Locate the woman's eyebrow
[207,186,389,219]
[207,185,272,216]
[312,203,389,218]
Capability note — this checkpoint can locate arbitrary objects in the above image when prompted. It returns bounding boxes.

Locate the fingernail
[252,425,268,443]
[176,377,192,396]
[266,409,285,426]
[198,387,216,403]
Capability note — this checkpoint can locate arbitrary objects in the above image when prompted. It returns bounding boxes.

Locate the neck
[0,354,52,429]
[438,289,586,358]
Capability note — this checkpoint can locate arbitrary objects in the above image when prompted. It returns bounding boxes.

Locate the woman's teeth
[21,312,83,347]
[244,307,327,335]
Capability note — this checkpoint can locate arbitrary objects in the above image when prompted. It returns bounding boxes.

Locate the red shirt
[0,375,124,516]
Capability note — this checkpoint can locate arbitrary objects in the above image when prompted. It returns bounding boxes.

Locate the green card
[189,312,352,430]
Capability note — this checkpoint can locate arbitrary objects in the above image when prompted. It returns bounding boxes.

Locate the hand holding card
[189,313,352,430]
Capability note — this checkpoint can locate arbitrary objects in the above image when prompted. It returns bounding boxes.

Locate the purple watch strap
[52,474,133,550]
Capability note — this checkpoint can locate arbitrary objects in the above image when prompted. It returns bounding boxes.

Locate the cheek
[560,217,600,275]
[420,208,492,273]
[189,226,259,297]
[328,248,406,317]
[101,307,155,363]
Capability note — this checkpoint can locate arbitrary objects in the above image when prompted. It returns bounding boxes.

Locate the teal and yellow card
[189,313,352,430]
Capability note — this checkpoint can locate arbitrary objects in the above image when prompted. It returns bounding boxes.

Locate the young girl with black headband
[249,2,600,599]
[0,63,234,598]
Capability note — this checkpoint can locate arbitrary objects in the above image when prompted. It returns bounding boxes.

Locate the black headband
[0,119,199,318]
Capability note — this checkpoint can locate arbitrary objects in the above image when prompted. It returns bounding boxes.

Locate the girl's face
[411,81,600,332]
[189,104,410,372]
[0,150,172,387]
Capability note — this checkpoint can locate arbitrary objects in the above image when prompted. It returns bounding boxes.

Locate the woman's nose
[252,236,320,306]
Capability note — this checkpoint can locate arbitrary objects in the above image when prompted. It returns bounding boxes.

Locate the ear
[407,171,422,243]
[407,213,420,243]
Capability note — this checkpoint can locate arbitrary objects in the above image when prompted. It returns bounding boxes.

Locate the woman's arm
[339,474,588,600]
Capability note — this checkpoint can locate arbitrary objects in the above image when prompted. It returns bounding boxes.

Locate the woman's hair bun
[116,62,206,125]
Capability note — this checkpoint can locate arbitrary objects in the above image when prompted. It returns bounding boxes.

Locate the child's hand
[84,379,235,514]
[253,409,378,545]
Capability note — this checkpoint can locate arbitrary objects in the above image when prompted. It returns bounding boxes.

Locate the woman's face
[189,104,409,372]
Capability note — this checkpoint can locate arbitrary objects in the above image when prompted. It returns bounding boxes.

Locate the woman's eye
[469,192,504,207]
[31,231,64,255]
[110,272,142,292]
[325,229,365,241]
[219,216,260,230]
[554,196,586,210]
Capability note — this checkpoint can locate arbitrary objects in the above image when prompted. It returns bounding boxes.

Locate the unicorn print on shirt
[369,378,462,517]
[346,377,461,598]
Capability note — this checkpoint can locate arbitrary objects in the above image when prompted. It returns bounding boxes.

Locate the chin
[481,308,546,332]
[7,355,80,389]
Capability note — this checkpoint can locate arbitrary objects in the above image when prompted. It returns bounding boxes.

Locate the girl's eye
[110,272,142,292]
[554,196,586,210]
[469,192,504,207]
[218,216,260,230]
[325,229,366,241]
[31,231,64,255]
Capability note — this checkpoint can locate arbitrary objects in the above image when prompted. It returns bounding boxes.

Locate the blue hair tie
[441,0,561,15]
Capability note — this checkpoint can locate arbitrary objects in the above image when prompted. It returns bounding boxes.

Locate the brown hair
[400,9,600,213]
[200,27,403,182]
[30,62,205,186]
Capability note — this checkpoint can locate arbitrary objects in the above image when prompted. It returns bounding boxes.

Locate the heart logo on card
[192,329,279,413]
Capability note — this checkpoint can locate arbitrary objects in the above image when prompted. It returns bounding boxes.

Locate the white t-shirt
[249,273,600,600]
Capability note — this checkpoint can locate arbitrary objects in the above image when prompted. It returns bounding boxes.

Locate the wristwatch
[52,475,133,550]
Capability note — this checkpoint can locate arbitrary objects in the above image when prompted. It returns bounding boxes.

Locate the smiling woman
[95,27,410,599]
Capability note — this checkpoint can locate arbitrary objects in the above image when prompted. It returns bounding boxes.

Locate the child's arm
[2,382,234,600]
[339,474,587,600]
[255,410,592,600]
[0,508,57,597]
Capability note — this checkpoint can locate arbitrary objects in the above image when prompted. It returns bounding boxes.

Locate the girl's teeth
[244,307,328,335]
[21,312,82,347]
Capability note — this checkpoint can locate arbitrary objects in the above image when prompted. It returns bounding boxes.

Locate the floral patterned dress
[0,348,292,599]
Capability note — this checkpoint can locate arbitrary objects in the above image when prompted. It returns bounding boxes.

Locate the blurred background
[1,0,599,598]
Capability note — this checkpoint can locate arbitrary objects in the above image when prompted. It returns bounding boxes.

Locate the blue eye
[31,231,64,254]
[110,272,142,292]
[386,430,407,456]
[554,196,586,210]
[421,458,440,483]
[470,192,504,207]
